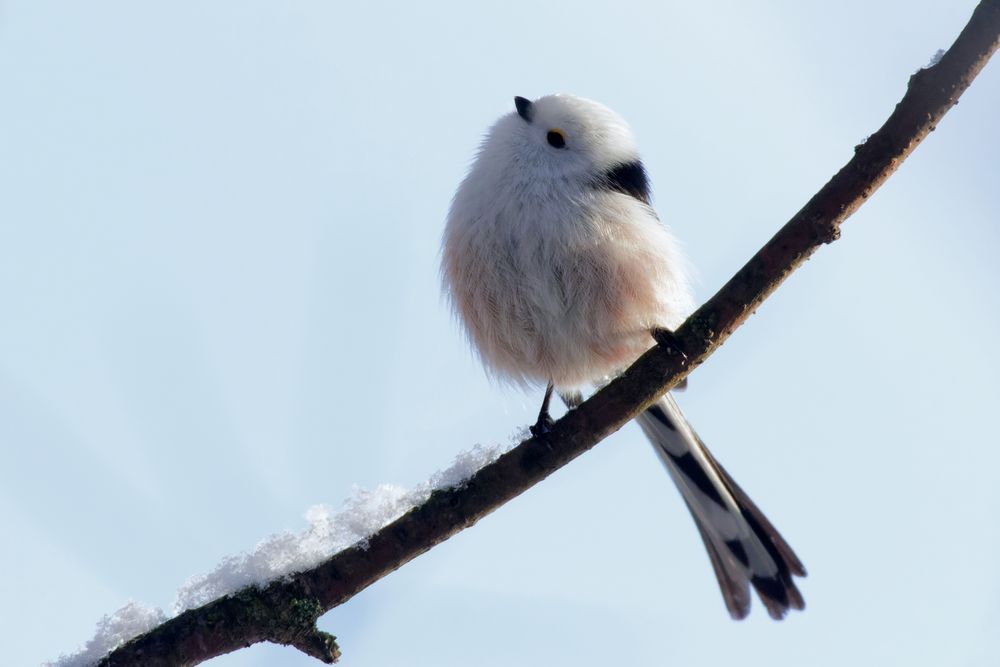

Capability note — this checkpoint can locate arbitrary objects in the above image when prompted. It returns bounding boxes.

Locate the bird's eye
[546,129,567,149]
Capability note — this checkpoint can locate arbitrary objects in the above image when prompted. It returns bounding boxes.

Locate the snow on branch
[48,443,515,667]
[51,2,1000,665]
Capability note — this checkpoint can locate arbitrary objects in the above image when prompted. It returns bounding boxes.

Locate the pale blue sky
[2,2,999,665]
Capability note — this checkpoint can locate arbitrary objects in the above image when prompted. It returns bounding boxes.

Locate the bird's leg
[530,382,556,437]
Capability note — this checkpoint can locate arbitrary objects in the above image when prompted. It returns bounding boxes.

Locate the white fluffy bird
[442,94,805,619]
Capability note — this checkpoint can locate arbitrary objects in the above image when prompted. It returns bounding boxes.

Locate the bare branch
[95,2,1000,664]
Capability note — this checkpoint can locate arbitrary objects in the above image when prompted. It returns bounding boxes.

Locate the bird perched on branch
[441,94,805,619]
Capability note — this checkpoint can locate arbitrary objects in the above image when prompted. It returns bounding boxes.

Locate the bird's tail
[636,394,806,619]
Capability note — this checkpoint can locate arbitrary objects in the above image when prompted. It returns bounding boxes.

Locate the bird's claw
[652,327,688,359]
[530,414,555,438]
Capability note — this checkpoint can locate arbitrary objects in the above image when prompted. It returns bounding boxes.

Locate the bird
[441,94,805,619]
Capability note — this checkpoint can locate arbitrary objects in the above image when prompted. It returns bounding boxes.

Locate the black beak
[514,96,534,122]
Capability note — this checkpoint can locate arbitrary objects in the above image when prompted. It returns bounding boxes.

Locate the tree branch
[95,2,1000,664]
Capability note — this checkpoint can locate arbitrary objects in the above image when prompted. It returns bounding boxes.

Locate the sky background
[2,1,999,665]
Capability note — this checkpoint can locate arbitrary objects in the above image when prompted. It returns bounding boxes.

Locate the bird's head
[479,94,648,201]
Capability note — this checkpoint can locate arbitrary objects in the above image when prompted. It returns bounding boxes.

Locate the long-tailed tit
[441,94,805,619]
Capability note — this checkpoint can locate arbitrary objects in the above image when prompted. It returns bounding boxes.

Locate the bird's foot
[530,413,555,438]
[651,327,688,358]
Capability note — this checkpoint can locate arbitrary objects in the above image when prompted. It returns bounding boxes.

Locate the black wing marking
[597,159,651,205]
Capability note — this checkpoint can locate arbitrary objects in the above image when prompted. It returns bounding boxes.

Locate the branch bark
[96,2,1000,664]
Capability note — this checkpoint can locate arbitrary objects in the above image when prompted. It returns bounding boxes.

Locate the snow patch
[45,602,166,667]
[47,441,514,666]
[174,442,506,611]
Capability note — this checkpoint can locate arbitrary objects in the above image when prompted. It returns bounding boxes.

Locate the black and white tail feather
[637,394,806,620]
